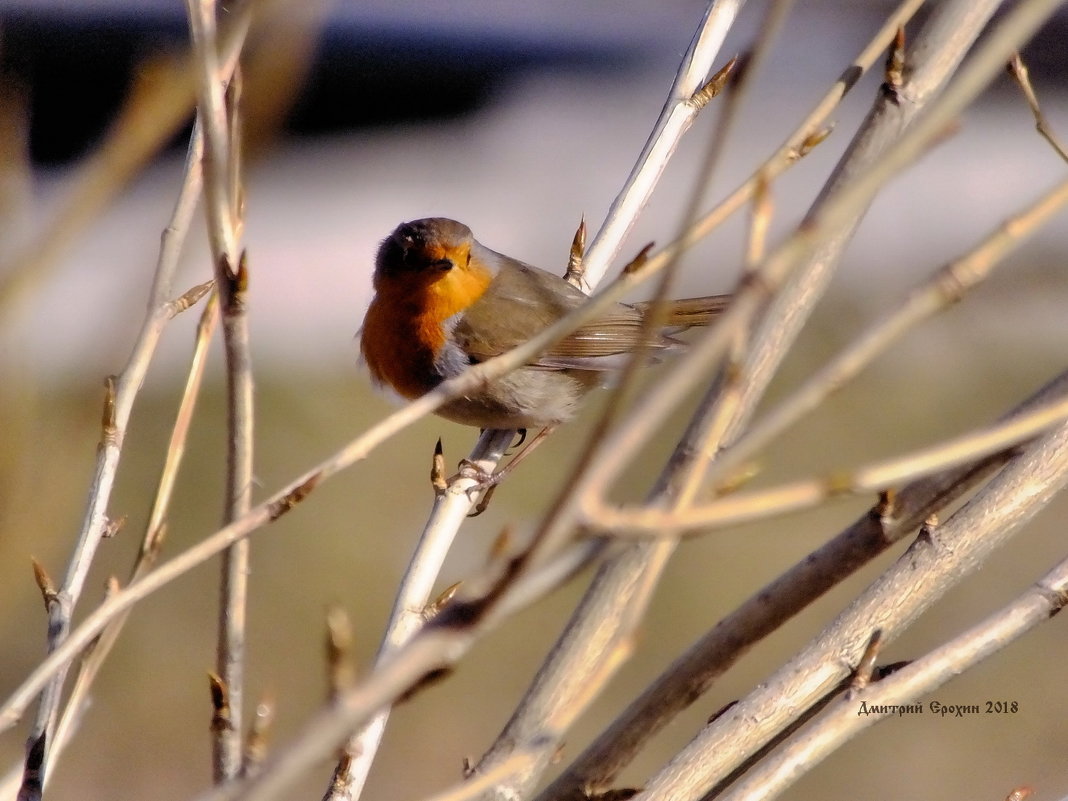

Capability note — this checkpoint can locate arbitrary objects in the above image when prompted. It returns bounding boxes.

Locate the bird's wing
[453,261,678,371]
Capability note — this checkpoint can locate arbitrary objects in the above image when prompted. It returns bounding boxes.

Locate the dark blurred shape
[0,7,638,166]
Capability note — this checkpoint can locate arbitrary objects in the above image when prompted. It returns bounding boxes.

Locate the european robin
[360,218,730,430]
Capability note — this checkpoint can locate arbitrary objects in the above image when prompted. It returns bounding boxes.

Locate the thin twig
[587,175,1068,534]
[695,175,1068,500]
[1007,53,1068,163]
[189,542,600,801]
[727,0,1007,457]
[22,122,210,796]
[588,390,1068,535]
[14,159,216,801]
[185,0,254,783]
[41,287,216,790]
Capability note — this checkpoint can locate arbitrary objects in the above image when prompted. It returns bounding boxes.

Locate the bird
[360,217,730,431]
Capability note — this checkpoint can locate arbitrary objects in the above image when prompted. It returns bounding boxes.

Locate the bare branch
[719,546,1068,801]
[1007,53,1068,163]
[185,0,255,781]
[580,0,747,287]
[633,414,1068,801]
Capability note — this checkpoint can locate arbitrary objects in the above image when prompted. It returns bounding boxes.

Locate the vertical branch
[13,94,218,801]
[185,0,254,784]
[580,0,747,288]
[324,430,515,801]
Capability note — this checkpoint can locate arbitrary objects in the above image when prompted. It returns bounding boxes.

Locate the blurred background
[0,1,1066,799]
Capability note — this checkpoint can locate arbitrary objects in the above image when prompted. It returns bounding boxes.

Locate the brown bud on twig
[874,488,898,522]
[208,673,233,734]
[564,216,587,288]
[431,438,448,494]
[102,515,127,539]
[171,279,214,316]
[851,629,883,691]
[242,694,276,777]
[268,472,320,521]
[797,123,834,158]
[325,606,356,700]
[689,55,739,110]
[101,375,119,449]
[31,557,58,612]
[424,581,461,621]
[884,26,906,100]
[622,243,655,276]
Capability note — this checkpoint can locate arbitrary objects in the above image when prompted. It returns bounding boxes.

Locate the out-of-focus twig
[1007,53,1068,163]
[0,5,255,313]
[185,0,254,783]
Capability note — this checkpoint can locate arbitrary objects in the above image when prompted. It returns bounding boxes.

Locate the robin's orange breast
[360,254,495,399]
[361,298,444,399]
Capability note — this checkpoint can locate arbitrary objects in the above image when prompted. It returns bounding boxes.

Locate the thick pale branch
[538,370,1068,801]
[587,391,1068,535]
[718,550,1068,801]
[632,418,1068,801]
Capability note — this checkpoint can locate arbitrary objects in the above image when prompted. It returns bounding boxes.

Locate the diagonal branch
[634,413,1068,801]
[719,549,1068,801]
[539,368,1068,801]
